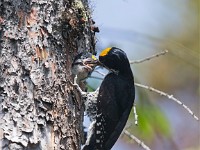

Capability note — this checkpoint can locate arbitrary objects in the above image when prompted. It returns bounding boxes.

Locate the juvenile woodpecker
[82,47,135,150]
[71,52,99,120]
[71,52,97,84]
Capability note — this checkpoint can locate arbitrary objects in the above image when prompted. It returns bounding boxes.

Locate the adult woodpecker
[82,47,135,150]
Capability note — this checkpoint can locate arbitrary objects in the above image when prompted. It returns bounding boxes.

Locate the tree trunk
[0,0,96,149]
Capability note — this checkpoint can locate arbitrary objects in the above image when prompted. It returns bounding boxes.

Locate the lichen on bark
[0,0,96,149]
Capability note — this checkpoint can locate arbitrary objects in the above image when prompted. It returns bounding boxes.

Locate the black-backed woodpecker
[82,47,135,150]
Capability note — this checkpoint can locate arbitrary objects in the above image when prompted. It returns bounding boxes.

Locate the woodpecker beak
[80,55,99,71]
[83,55,102,66]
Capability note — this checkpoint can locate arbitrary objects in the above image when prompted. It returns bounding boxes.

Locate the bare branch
[89,74,199,121]
[125,104,138,128]
[130,50,168,64]
[135,83,199,121]
[123,130,151,150]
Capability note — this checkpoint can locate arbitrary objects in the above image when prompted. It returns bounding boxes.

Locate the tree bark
[0,0,96,149]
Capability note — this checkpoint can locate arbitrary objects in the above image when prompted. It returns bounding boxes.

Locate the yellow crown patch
[99,47,112,57]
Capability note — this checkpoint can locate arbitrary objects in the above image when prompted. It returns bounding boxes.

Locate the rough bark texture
[0,0,96,149]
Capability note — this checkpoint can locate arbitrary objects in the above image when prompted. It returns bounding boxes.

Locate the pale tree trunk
[0,0,96,149]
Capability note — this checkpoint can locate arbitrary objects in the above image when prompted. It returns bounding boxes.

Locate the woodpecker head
[98,47,129,71]
[98,47,133,80]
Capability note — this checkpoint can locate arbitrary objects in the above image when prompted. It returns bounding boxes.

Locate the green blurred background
[87,0,199,149]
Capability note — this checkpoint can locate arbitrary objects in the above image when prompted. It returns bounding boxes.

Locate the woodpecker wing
[95,73,135,150]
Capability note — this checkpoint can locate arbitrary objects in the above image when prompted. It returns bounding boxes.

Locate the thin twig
[123,130,151,150]
[130,50,168,64]
[135,83,199,121]
[133,104,138,125]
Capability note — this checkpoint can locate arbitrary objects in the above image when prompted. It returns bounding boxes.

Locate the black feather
[95,73,135,149]
[83,47,135,150]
